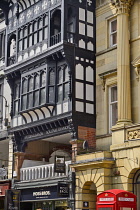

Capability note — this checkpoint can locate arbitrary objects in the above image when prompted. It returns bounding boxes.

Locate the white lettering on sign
[118,197,134,202]
[8,203,18,210]
[99,197,114,201]
[33,191,51,197]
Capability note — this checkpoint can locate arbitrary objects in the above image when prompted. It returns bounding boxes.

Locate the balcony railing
[67,32,75,44]
[20,161,71,181]
[50,33,61,46]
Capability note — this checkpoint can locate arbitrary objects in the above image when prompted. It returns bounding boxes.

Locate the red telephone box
[96,189,137,210]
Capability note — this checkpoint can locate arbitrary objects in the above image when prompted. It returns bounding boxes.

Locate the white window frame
[109,85,118,131]
[109,19,117,47]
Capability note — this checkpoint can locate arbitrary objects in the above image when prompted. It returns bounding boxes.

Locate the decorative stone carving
[111,0,134,14]
[127,130,140,140]
[100,76,106,91]
[132,56,140,81]
[134,67,140,81]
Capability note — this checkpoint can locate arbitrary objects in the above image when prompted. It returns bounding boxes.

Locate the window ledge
[96,133,112,139]
[96,45,117,56]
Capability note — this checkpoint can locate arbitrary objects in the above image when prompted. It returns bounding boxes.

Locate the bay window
[21,69,46,111]
[13,63,69,114]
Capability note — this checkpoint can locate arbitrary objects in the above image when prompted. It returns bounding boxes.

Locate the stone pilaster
[111,0,134,125]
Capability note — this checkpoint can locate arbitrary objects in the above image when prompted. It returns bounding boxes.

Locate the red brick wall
[78,126,96,148]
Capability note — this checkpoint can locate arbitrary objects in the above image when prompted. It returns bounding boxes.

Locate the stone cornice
[111,0,134,14]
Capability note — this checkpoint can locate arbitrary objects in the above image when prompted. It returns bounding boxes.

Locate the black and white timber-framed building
[0,0,96,209]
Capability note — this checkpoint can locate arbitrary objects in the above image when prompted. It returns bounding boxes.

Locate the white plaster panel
[76,64,84,80]
[26,0,30,8]
[79,8,85,21]
[18,55,22,62]
[23,52,28,59]
[76,101,84,112]
[87,11,93,24]
[42,43,47,51]
[41,107,50,118]
[79,39,85,49]
[87,25,93,38]
[86,66,94,82]
[29,111,38,121]
[19,5,22,12]
[18,116,22,126]
[47,106,54,113]
[79,23,85,35]
[23,113,31,123]
[63,102,68,113]
[86,84,94,101]
[76,82,84,99]
[0,60,5,67]
[4,80,11,109]
[57,104,62,115]
[86,103,94,114]
[0,21,6,30]
[29,49,34,57]
[87,41,94,51]
[36,46,41,54]
[34,109,43,120]
[8,10,12,18]
[12,118,17,127]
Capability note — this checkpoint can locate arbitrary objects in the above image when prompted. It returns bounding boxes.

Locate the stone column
[112,0,134,125]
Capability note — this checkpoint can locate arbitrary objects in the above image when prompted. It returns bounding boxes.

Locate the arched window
[10,38,16,56]
[133,170,140,209]
[8,34,16,66]
[67,7,75,43]
[50,10,61,46]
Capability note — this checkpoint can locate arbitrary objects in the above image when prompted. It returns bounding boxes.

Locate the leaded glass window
[47,67,55,104]
[57,65,69,103]
[21,69,46,111]
[18,13,48,52]
[14,83,20,116]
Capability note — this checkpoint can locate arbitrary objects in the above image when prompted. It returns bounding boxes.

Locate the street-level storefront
[0,181,11,210]
[20,184,70,210]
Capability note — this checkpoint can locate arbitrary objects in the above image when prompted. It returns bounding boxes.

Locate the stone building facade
[73,0,140,209]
